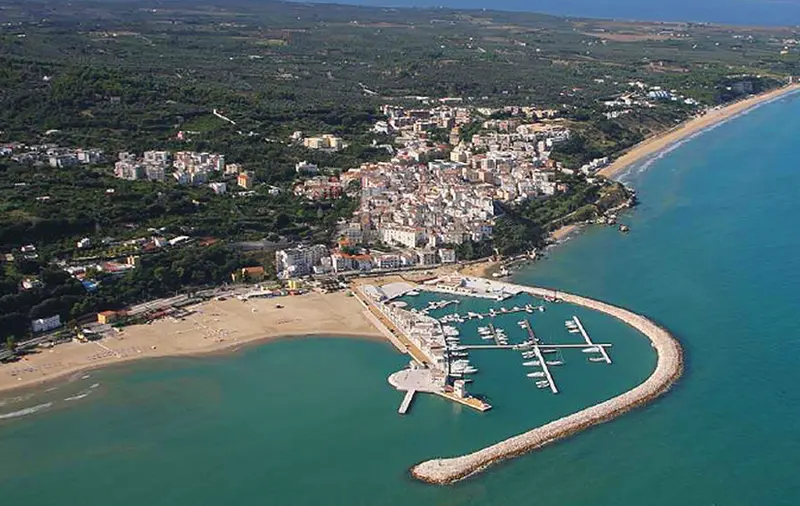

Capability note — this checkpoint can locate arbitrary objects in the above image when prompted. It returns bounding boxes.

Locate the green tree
[6,335,16,354]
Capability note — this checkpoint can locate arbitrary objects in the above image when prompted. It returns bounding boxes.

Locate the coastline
[5,84,785,399]
[410,283,684,485]
[599,83,800,180]
[549,223,581,242]
[458,259,501,278]
[0,292,382,395]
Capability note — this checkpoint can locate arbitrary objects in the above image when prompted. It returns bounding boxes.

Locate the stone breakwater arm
[410,286,683,485]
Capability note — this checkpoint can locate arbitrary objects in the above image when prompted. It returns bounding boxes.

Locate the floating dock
[573,316,612,364]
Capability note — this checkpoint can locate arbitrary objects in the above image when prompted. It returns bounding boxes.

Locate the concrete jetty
[399,390,416,414]
[410,279,683,485]
[460,343,612,350]
[573,316,612,364]
[521,320,558,394]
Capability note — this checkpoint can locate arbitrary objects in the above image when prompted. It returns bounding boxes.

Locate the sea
[286,0,800,26]
[2,92,800,504]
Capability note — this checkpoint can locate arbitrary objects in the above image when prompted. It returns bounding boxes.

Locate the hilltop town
[276,101,630,279]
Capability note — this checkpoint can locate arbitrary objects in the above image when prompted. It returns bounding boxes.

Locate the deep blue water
[288,0,800,26]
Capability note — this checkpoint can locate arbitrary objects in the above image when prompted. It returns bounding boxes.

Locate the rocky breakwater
[410,286,683,485]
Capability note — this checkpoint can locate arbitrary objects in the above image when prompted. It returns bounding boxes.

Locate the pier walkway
[461,343,613,351]
[361,309,408,354]
[573,316,612,364]
[521,320,558,394]
[399,390,416,414]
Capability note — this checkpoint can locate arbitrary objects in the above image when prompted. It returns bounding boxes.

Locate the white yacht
[522,360,541,366]
[527,371,546,378]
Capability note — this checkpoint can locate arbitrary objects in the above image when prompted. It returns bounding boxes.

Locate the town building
[97,311,120,325]
[275,245,329,279]
[237,171,254,190]
[303,134,344,151]
[209,182,227,195]
[31,315,62,334]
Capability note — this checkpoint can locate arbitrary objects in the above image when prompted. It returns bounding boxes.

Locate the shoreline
[0,331,384,397]
[409,283,684,485]
[0,292,382,396]
[549,223,582,242]
[599,82,800,180]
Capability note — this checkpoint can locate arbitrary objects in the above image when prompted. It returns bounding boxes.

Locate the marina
[358,275,622,414]
[410,278,683,485]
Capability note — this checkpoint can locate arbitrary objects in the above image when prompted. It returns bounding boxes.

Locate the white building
[143,151,170,166]
[209,182,227,195]
[145,166,166,182]
[295,161,319,174]
[380,226,420,249]
[275,245,329,279]
[416,250,439,266]
[31,315,61,334]
[438,248,456,264]
[375,254,402,270]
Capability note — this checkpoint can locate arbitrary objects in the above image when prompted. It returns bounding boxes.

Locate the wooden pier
[572,316,612,364]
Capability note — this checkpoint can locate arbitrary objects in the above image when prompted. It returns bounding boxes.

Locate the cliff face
[596,182,633,213]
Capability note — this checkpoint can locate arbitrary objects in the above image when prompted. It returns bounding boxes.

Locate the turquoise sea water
[3,92,800,504]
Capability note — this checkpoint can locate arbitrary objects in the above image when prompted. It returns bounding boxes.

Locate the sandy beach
[458,259,500,278]
[599,83,800,179]
[0,292,381,394]
[550,223,581,242]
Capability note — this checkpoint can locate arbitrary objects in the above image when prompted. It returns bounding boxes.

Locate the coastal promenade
[410,279,683,485]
